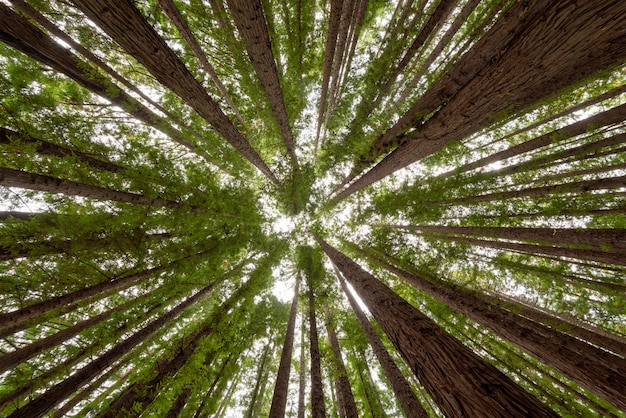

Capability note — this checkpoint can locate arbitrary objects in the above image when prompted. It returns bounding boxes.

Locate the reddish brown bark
[0,167,186,209]
[226,0,299,170]
[308,284,327,418]
[157,0,245,126]
[7,281,217,418]
[323,302,358,418]
[269,275,300,417]
[332,0,626,203]
[386,225,626,252]
[315,236,556,418]
[0,4,199,154]
[69,0,278,182]
[365,249,626,410]
[334,267,428,417]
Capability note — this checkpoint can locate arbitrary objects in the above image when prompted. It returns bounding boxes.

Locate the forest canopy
[1,0,626,417]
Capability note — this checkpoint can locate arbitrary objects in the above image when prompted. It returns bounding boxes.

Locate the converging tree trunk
[315,235,557,418]
[308,283,327,418]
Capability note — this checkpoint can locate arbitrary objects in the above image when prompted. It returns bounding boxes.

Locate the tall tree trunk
[334,265,428,417]
[315,236,556,418]
[0,253,206,337]
[245,345,272,418]
[269,275,300,417]
[365,248,626,410]
[445,102,626,178]
[384,224,626,252]
[156,0,245,126]
[225,0,299,170]
[323,302,358,418]
[0,4,201,155]
[68,0,278,183]
[331,0,626,203]
[297,312,306,418]
[308,284,327,418]
[0,167,188,209]
[7,280,218,418]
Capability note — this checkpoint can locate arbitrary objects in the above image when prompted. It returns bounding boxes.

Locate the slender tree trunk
[315,236,557,418]
[308,284,327,418]
[226,0,299,170]
[297,313,306,418]
[323,302,358,418]
[245,345,271,418]
[269,275,300,417]
[156,0,245,126]
[365,248,626,410]
[7,281,218,418]
[331,0,626,203]
[385,224,626,252]
[0,4,200,154]
[213,370,242,418]
[0,128,124,173]
[445,102,626,178]
[0,167,188,209]
[334,265,428,417]
[69,0,278,183]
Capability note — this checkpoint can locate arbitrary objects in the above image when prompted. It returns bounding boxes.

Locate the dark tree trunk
[0,4,199,154]
[244,345,271,418]
[332,0,626,203]
[297,312,306,418]
[269,275,300,417]
[334,266,428,417]
[366,249,626,410]
[0,167,187,209]
[308,284,327,418]
[157,0,245,126]
[225,0,299,170]
[315,236,556,418]
[323,302,358,418]
[7,281,217,418]
[69,0,278,182]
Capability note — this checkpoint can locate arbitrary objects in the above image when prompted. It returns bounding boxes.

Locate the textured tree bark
[334,266,428,417]
[0,4,199,154]
[69,0,278,183]
[0,128,124,173]
[7,281,217,418]
[332,0,626,203]
[308,284,327,418]
[323,302,359,418]
[297,313,306,418]
[386,224,626,252]
[156,0,245,126]
[0,293,148,374]
[315,235,557,418]
[446,102,626,178]
[365,249,626,410]
[226,0,299,170]
[269,275,300,417]
[417,230,626,266]
[0,167,187,209]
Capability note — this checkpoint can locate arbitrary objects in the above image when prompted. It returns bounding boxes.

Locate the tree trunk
[245,345,271,418]
[308,284,327,418]
[367,249,626,411]
[386,224,626,252]
[297,312,306,418]
[7,280,218,418]
[446,102,626,178]
[225,0,298,170]
[332,0,626,203]
[315,235,556,418]
[323,302,358,418]
[0,253,204,338]
[269,275,300,417]
[69,0,278,183]
[156,0,245,126]
[0,167,187,209]
[334,265,428,417]
[0,4,200,155]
